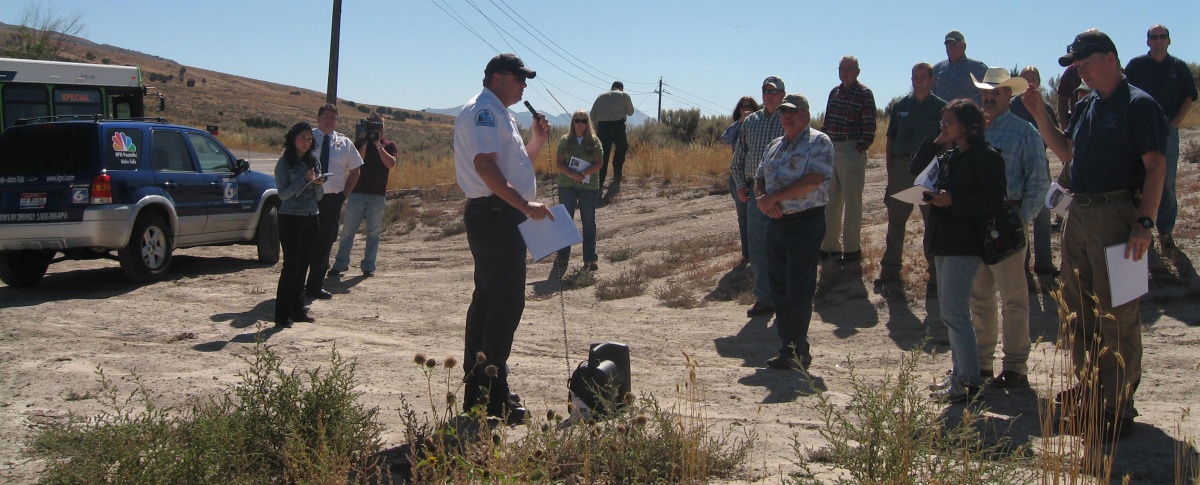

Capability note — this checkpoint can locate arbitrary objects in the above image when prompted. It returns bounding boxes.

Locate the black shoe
[765,353,811,371]
[291,312,315,323]
[819,250,842,261]
[362,270,374,277]
[990,370,1029,389]
[840,251,862,264]
[307,289,333,300]
[273,320,293,329]
[746,302,775,317]
[586,262,598,271]
[487,397,528,426]
[327,268,343,278]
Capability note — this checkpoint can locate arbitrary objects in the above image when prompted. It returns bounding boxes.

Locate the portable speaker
[569,342,631,417]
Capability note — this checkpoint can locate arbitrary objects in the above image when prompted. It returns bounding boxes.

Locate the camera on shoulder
[355,118,384,142]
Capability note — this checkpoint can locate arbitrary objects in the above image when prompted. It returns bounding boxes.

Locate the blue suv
[0,119,279,286]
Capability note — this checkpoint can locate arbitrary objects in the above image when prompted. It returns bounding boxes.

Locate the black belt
[778,205,825,220]
[1074,189,1131,207]
[467,194,516,212]
[828,135,854,142]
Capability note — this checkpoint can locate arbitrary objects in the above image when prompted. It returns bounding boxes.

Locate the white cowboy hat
[971,67,1030,93]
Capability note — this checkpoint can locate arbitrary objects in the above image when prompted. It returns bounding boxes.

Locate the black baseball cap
[1059,30,1117,67]
[485,53,536,79]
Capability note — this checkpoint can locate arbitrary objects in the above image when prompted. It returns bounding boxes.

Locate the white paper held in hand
[569,156,592,184]
[518,204,582,261]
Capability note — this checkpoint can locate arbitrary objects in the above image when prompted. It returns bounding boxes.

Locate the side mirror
[234,159,250,174]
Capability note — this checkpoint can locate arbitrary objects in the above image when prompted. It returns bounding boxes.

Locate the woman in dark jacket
[922,99,1006,403]
[273,122,324,329]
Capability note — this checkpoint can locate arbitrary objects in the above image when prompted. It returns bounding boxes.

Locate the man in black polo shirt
[877,62,945,293]
[1124,24,1198,249]
[1021,29,1168,443]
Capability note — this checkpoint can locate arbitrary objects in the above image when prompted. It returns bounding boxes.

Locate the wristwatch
[1136,216,1154,229]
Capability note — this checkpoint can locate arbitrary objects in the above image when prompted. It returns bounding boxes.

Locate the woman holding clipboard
[273,122,325,328]
[553,109,603,271]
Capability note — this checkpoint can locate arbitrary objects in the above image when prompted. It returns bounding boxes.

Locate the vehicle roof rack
[15,114,107,125]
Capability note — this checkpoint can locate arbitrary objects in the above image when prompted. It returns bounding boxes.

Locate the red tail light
[90,173,112,204]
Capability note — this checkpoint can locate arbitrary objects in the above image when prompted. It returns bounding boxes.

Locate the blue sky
[6,1,1197,120]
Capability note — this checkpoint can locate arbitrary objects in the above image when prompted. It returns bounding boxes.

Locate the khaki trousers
[822,140,867,253]
[1060,199,1142,419]
[971,224,1031,374]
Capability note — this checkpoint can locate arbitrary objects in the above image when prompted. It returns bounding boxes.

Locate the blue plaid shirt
[985,110,1049,222]
[756,127,834,213]
[731,108,784,190]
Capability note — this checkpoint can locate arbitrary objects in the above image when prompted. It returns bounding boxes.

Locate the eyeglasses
[496,71,527,83]
[762,89,782,95]
[572,118,588,124]
[1148,33,1169,40]
[939,120,955,127]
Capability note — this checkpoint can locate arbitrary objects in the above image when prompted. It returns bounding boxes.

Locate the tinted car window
[0,124,97,174]
[188,133,233,173]
[151,130,193,172]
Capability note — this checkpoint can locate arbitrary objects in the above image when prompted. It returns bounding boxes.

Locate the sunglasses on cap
[1066,41,1107,54]
[572,118,588,124]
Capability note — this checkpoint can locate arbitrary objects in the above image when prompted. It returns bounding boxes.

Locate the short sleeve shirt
[933,56,988,106]
[454,88,536,201]
[1067,79,1169,194]
[887,93,946,156]
[756,127,834,213]
[1125,54,1198,121]
[311,129,364,194]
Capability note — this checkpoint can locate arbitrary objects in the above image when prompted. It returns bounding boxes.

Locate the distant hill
[426,105,654,129]
[0,22,454,159]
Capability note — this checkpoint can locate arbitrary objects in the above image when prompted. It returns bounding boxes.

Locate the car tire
[0,250,54,287]
[119,213,172,282]
[256,203,280,264]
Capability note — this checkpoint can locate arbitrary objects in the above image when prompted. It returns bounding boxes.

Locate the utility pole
[655,77,663,122]
[325,0,342,105]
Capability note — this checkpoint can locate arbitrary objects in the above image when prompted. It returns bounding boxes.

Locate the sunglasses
[762,89,782,95]
[1148,34,1169,40]
[572,118,588,124]
[1066,41,1107,54]
[739,105,754,110]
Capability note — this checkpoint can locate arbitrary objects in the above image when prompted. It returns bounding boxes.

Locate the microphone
[523,101,542,122]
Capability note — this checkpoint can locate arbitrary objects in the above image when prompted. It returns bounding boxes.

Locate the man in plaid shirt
[731,76,786,318]
[820,56,876,263]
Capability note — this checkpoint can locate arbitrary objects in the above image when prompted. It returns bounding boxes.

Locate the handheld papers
[1104,243,1148,307]
[569,157,592,184]
[914,158,939,191]
[891,185,929,205]
[1045,183,1073,218]
[302,173,334,192]
[518,204,583,261]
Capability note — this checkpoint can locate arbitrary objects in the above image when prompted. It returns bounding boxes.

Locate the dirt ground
[3,129,1200,484]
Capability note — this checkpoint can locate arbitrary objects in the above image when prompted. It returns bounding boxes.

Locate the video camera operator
[331,113,398,277]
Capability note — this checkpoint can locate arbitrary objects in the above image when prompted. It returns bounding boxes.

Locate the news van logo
[111,132,137,152]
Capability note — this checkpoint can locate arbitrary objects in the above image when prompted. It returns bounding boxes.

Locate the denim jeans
[729,173,749,260]
[556,186,599,264]
[462,196,527,414]
[746,196,772,306]
[766,209,824,357]
[935,255,984,387]
[1157,126,1179,234]
[334,192,386,273]
[1029,207,1053,271]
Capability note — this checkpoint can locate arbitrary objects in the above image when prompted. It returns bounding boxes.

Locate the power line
[427,0,497,52]
[662,82,729,113]
[486,0,656,86]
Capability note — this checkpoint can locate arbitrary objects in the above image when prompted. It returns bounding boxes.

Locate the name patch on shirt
[476,109,496,127]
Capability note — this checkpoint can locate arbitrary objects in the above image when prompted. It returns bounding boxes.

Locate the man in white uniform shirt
[453,53,552,425]
[307,104,363,300]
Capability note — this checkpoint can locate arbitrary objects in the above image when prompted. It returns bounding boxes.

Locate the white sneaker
[927,372,955,392]
[929,376,978,404]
